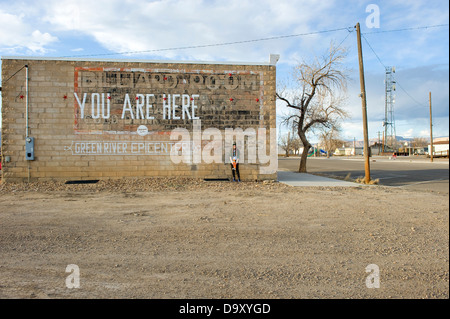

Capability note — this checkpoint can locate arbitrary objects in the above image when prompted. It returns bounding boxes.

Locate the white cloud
[40,0,337,62]
[28,30,58,53]
[0,9,58,54]
[403,128,414,138]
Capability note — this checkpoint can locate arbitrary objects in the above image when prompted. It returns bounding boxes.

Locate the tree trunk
[299,145,311,172]
[297,127,311,173]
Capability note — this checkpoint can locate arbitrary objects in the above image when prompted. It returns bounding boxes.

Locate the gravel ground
[0,178,448,299]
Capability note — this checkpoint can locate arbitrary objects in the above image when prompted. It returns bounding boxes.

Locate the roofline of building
[1,54,280,66]
[430,140,449,145]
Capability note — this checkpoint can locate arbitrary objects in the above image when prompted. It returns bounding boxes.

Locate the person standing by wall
[229,142,241,182]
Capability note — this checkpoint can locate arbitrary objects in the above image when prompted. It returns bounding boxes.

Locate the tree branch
[276,93,302,111]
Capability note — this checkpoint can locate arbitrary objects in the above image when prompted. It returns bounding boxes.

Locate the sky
[0,0,449,142]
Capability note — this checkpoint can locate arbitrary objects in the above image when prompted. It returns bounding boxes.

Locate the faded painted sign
[73,67,264,135]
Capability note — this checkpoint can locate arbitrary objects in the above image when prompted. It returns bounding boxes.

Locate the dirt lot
[0,178,448,299]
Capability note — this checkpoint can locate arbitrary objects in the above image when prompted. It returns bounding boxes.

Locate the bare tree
[411,137,428,148]
[279,132,293,157]
[279,118,304,157]
[277,43,349,172]
[319,126,344,158]
[291,137,303,155]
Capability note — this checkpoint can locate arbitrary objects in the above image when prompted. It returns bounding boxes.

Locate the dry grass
[354,177,380,185]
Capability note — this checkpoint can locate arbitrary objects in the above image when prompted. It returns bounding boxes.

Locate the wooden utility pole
[429,92,433,162]
[356,22,371,183]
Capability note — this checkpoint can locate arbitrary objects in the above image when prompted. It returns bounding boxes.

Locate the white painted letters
[74,92,87,118]
[76,92,201,122]
[163,94,171,120]
[172,94,181,120]
[102,93,110,119]
[91,93,100,119]
[122,93,134,119]
[136,94,145,119]
[146,94,155,120]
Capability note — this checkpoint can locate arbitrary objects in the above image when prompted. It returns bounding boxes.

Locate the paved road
[279,156,449,194]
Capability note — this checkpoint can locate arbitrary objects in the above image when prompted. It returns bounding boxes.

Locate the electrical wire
[63,26,354,58]
[62,23,448,58]
[361,33,430,109]
[1,65,26,84]
[2,23,447,87]
[395,81,429,109]
[361,33,386,68]
[362,23,449,35]
[336,27,355,49]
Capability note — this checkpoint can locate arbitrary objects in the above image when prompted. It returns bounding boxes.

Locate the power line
[395,81,429,108]
[336,27,355,49]
[63,23,448,58]
[362,23,449,35]
[361,33,386,68]
[64,26,354,58]
[361,33,429,109]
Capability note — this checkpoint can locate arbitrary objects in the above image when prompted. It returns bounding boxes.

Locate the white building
[428,140,449,157]
[334,147,363,156]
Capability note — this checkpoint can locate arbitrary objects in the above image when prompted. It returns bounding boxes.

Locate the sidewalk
[277,170,362,187]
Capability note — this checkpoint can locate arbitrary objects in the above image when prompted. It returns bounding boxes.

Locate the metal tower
[383,66,397,151]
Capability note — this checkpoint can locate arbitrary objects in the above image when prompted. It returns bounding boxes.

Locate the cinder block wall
[1,57,277,182]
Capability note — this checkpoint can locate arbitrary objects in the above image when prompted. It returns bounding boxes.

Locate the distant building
[334,147,363,156]
[370,143,383,156]
[370,142,395,155]
[428,140,449,157]
[434,137,449,143]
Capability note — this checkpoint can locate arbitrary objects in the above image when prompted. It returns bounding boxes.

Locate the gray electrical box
[25,137,35,160]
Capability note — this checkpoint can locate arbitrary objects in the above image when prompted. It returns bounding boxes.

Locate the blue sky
[1,0,448,141]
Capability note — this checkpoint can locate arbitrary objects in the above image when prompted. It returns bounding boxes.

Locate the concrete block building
[1,56,278,182]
